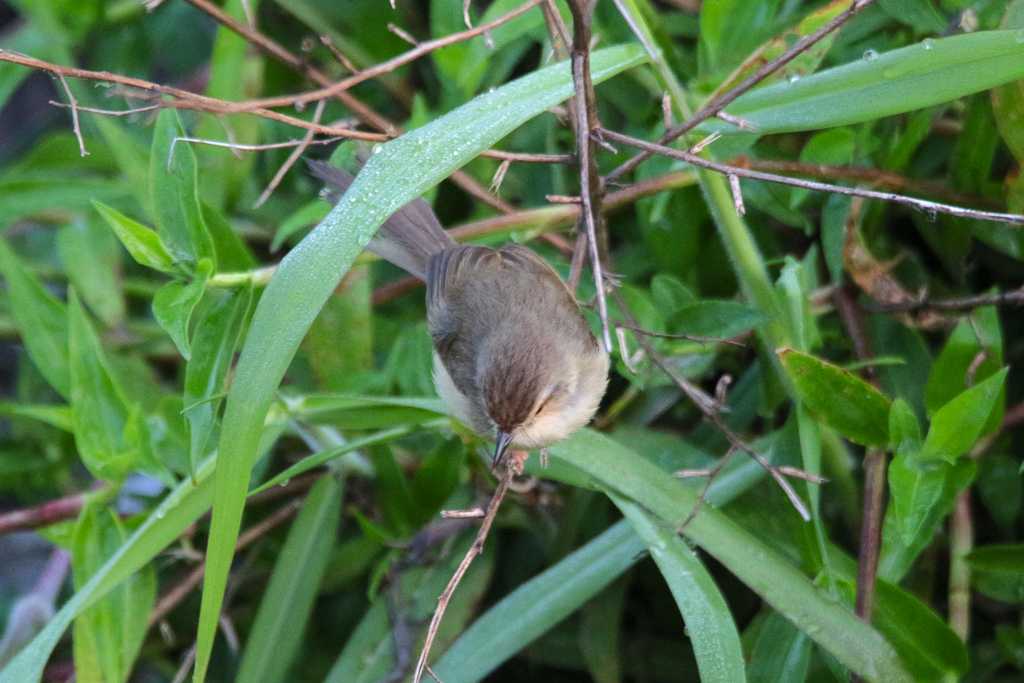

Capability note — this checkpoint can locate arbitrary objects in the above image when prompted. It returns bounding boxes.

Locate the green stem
[208,265,277,288]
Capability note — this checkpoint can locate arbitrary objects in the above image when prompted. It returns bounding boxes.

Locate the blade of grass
[192,44,648,683]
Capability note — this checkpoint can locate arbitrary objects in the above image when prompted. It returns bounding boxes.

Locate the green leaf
[434,521,646,683]
[578,578,627,683]
[878,0,947,34]
[152,259,212,361]
[148,109,215,265]
[790,127,855,208]
[670,300,765,339]
[0,402,72,432]
[192,44,649,683]
[71,504,155,683]
[967,544,1024,603]
[0,239,70,398]
[746,611,811,683]
[722,30,1024,136]
[920,368,1008,463]
[699,0,780,77]
[236,475,341,683]
[778,348,892,447]
[324,529,495,683]
[925,308,1004,431]
[184,287,251,473]
[880,457,976,582]
[202,202,256,271]
[613,494,746,683]
[888,398,922,453]
[92,201,178,274]
[57,220,125,327]
[0,419,287,683]
[68,290,143,482]
[993,1,1024,163]
[847,578,969,680]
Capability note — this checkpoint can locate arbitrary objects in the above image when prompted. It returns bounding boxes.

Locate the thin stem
[603,130,1024,226]
[606,0,878,182]
[948,491,973,641]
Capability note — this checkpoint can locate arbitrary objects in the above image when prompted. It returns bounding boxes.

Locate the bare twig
[612,290,821,522]
[617,323,747,348]
[862,285,1024,313]
[148,500,301,626]
[413,463,514,683]
[0,489,96,536]
[479,149,574,163]
[387,23,420,46]
[56,73,87,156]
[727,174,744,215]
[568,0,613,352]
[602,129,1024,226]
[0,49,386,141]
[48,101,161,117]
[254,99,327,208]
[607,0,878,182]
[319,35,359,73]
[216,0,543,113]
[168,134,341,163]
[834,286,885,628]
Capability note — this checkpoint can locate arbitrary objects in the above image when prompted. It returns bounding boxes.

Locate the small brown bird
[311,161,609,463]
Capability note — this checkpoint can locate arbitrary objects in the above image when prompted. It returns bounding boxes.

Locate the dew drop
[278,478,291,487]
[787,73,801,84]
[922,38,935,50]
[372,144,383,154]
[155,509,166,520]
[862,49,878,62]
[294,100,306,113]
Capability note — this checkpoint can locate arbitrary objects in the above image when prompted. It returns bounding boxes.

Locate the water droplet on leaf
[862,49,878,62]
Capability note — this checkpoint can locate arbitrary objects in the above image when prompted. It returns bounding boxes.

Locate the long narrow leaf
[612,493,746,683]
[192,44,648,683]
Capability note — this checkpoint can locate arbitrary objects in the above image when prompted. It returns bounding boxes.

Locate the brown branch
[207,0,543,113]
[148,499,302,626]
[602,129,1024,226]
[479,149,574,163]
[568,0,612,352]
[606,0,878,182]
[731,157,999,208]
[833,285,885,630]
[55,73,87,157]
[0,489,95,536]
[862,285,1024,313]
[254,99,327,207]
[186,0,528,216]
[0,49,387,141]
[412,462,515,683]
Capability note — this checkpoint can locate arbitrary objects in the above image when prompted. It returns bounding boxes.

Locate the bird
[309,160,609,465]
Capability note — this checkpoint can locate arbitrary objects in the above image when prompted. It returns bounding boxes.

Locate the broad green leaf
[236,475,341,683]
[778,348,892,447]
[286,393,447,429]
[184,286,251,472]
[71,504,155,683]
[68,290,143,482]
[148,110,215,264]
[613,494,746,683]
[715,0,852,93]
[880,457,976,582]
[993,2,1024,163]
[670,300,765,339]
[878,0,947,34]
[195,0,263,209]
[699,0,780,77]
[746,611,811,683]
[888,398,921,453]
[925,307,1003,430]
[0,177,130,227]
[324,530,495,683]
[57,220,125,327]
[152,259,212,361]
[92,201,178,274]
[977,454,1023,529]
[202,202,256,271]
[721,30,1024,136]
[920,368,1008,463]
[192,44,649,683]
[840,578,969,680]
[0,239,70,398]
[302,266,373,391]
[967,544,1024,603]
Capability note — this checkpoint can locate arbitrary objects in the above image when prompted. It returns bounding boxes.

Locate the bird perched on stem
[310,160,609,466]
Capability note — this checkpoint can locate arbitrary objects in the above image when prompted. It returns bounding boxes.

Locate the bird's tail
[307,159,454,280]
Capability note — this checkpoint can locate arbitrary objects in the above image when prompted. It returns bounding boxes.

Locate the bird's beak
[493,431,514,468]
